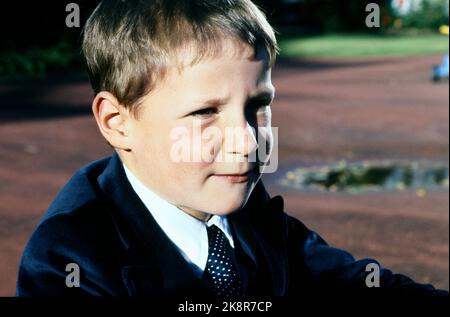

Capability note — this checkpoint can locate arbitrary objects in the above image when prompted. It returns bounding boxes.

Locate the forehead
[173,37,270,70]
[158,38,273,95]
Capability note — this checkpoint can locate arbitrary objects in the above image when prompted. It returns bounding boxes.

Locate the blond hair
[82,0,278,114]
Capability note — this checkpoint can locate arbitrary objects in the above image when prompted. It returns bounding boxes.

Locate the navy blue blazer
[16,153,448,301]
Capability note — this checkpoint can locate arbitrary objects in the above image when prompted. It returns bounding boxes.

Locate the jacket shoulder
[41,156,111,223]
[16,156,127,296]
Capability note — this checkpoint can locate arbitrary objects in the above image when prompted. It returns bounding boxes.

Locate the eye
[191,107,218,117]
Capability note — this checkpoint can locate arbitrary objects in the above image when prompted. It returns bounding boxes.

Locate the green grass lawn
[278,33,449,58]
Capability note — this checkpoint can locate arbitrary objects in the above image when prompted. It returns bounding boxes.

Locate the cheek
[135,120,220,184]
[166,160,210,184]
[169,121,222,165]
[199,127,223,163]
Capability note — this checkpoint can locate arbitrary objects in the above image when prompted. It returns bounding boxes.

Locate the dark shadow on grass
[0,72,92,123]
[0,87,91,123]
[0,70,89,85]
[0,102,92,123]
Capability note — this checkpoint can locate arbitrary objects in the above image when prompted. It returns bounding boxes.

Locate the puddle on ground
[279,160,449,194]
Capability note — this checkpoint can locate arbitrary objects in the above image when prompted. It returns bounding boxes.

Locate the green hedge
[0,41,81,80]
[395,0,449,30]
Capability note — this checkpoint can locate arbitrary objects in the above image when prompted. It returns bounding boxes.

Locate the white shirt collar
[122,163,234,271]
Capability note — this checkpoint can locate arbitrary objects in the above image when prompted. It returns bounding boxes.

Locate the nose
[223,120,258,157]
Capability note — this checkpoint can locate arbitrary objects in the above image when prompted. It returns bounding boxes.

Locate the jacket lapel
[228,182,289,296]
[97,153,211,296]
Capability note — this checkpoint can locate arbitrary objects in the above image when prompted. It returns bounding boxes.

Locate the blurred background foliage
[0,0,448,79]
[395,0,449,29]
[258,0,448,32]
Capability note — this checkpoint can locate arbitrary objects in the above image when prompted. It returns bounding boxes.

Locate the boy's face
[123,39,275,220]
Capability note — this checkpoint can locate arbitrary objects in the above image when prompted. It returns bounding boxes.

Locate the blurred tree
[398,0,449,30]
[254,0,391,32]
[0,1,101,78]
[0,1,100,51]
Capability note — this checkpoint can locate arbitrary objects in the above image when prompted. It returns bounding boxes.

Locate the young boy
[16,0,447,301]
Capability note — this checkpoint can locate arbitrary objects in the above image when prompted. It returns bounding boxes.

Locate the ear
[92,91,132,152]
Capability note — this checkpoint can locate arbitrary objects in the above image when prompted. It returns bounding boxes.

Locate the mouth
[213,169,258,184]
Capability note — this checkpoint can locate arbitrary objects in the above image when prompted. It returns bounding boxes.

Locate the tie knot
[207,224,220,233]
[207,224,223,237]
[207,225,228,250]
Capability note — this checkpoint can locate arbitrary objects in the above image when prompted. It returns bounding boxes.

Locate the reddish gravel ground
[0,54,448,296]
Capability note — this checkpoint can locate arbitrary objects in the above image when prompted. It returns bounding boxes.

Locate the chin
[207,193,249,216]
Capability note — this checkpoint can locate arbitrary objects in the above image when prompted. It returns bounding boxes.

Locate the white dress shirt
[122,163,235,272]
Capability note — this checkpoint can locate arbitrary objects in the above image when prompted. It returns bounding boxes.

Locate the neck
[177,205,212,222]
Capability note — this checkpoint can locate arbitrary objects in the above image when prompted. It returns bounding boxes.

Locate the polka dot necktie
[205,224,244,298]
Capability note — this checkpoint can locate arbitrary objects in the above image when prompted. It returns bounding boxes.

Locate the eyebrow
[195,88,275,108]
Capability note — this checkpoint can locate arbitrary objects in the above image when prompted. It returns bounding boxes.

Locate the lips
[213,169,257,184]
[215,171,249,177]
[214,174,249,183]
